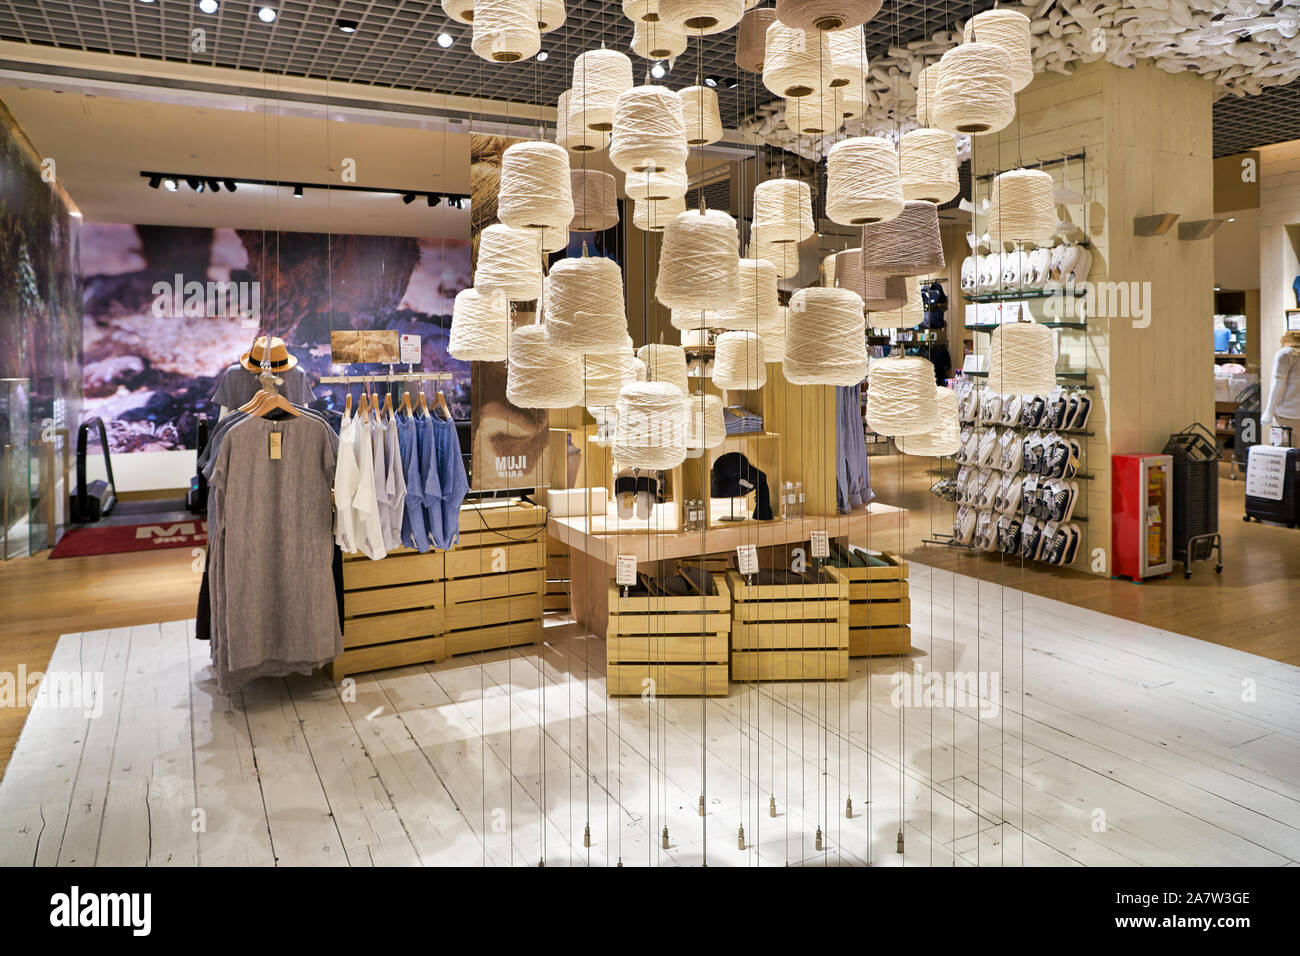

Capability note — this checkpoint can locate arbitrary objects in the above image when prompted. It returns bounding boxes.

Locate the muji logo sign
[136,522,207,546]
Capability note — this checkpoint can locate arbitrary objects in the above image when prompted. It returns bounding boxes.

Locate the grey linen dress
[207,414,342,693]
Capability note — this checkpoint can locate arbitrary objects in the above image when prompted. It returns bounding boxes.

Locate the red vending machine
[1112,453,1174,580]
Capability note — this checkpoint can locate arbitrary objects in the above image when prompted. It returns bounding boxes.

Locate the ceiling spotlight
[185,176,202,191]
[437,32,454,48]
[402,192,416,205]
[337,17,358,32]
[137,0,155,4]
[726,77,738,89]
[163,177,178,191]
[207,178,221,192]
[537,50,548,61]
[427,194,442,207]
[198,0,218,13]
[257,6,276,23]
[223,179,237,192]
[148,174,162,189]
[292,185,304,199]
[704,76,718,88]
[650,61,666,79]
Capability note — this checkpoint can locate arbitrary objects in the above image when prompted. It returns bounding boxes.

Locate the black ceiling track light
[138,171,470,207]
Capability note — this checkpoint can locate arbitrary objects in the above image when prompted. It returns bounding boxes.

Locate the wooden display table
[729,569,849,681]
[832,549,912,657]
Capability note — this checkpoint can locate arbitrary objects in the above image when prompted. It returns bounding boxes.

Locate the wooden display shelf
[332,549,446,681]
[727,569,849,681]
[606,572,731,697]
[827,550,912,657]
[544,534,571,613]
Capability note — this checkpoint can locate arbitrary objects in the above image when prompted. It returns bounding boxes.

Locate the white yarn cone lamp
[570,169,619,232]
[865,356,939,436]
[536,0,566,33]
[988,169,1057,246]
[498,141,574,233]
[783,286,868,386]
[538,225,568,253]
[763,21,827,98]
[986,321,1057,395]
[658,0,744,35]
[932,42,1015,136]
[543,254,628,354]
[632,19,687,59]
[762,304,789,362]
[681,85,724,145]
[868,276,922,330]
[784,91,840,135]
[572,49,635,132]
[713,331,767,390]
[822,251,838,287]
[471,0,541,62]
[633,195,686,232]
[636,343,690,396]
[736,7,777,73]
[896,387,960,456]
[507,323,584,408]
[827,24,866,87]
[670,306,718,331]
[750,230,800,278]
[624,166,688,202]
[860,200,945,276]
[714,256,779,331]
[684,392,727,450]
[916,63,942,127]
[442,0,474,25]
[613,381,688,470]
[899,128,960,204]
[449,288,509,362]
[753,178,814,244]
[655,209,741,311]
[583,347,642,408]
[610,85,688,174]
[475,223,543,300]
[776,0,881,32]
[558,89,609,154]
[839,81,865,121]
[859,272,908,312]
[826,136,904,226]
[623,0,659,23]
[964,9,1034,92]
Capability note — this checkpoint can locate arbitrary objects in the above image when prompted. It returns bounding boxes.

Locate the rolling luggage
[1243,444,1300,528]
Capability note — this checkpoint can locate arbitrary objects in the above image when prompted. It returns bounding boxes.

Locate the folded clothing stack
[722,406,764,435]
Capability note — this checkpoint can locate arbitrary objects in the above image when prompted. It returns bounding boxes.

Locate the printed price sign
[736,544,758,577]
[615,555,637,587]
[399,333,422,363]
[810,530,829,559]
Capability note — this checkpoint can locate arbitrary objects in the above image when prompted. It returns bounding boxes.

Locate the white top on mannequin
[1262,346,1300,424]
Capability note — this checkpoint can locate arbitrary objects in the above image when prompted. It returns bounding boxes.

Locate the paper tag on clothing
[615,555,637,587]
[810,530,829,559]
[736,544,758,576]
[269,431,282,460]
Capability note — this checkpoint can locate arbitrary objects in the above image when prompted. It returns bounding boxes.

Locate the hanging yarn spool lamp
[784,92,840,135]
[636,343,691,397]
[783,286,868,386]
[498,141,574,233]
[442,0,474,24]
[507,323,584,408]
[624,166,688,203]
[633,195,686,232]
[964,9,1034,92]
[670,306,718,331]
[986,321,1057,395]
[613,382,688,470]
[632,19,687,59]
[658,0,743,35]
[572,49,635,132]
[623,0,659,22]
[868,275,923,330]
[865,356,939,436]
[655,209,741,311]
[681,86,724,146]
[988,169,1058,246]
[839,81,865,121]
[916,63,942,127]
[860,200,944,276]
[822,251,838,287]
[763,21,827,98]
[753,178,814,244]
[736,7,777,73]
[536,0,566,33]
[449,288,509,362]
[761,304,789,362]
[932,42,1015,136]
[832,247,871,296]
[713,331,767,390]
[570,169,619,232]
[474,223,543,300]
[899,128,960,205]
[583,347,642,408]
[557,89,609,154]
[827,24,867,87]
[610,85,688,174]
[776,0,881,32]
[826,136,904,226]
[859,272,909,312]
[543,255,628,354]
[470,0,540,62]
[684,392,727,450]
[714,257,779,331]
[750,231,800,278]
[896,387,960,456]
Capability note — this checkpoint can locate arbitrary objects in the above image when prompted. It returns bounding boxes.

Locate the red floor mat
[49,520,207,558]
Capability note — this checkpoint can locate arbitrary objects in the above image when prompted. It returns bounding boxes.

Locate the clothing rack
[319,371,453,384]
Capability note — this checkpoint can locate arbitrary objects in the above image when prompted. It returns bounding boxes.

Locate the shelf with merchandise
[962,287,1089,304]
[965,320,1088,331]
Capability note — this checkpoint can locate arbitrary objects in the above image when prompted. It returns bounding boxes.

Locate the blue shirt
[415,415,445,549]
[430,416,469,550]
[397,414,431,553]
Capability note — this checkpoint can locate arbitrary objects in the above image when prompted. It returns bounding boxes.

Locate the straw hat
[240,336,298,373]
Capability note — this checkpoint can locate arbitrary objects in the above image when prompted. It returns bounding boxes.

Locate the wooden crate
[331,549,445,681]
[544,535,571,613]
[831,550,912,657]
[728,569,848,681]
[606,572,731,696]
[442,501,547,656]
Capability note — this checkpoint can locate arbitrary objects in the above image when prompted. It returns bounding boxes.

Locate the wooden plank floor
[2,565,1297,867]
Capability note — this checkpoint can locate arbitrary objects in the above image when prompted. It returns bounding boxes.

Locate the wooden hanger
[399,387,413,417]
[345,390,353,418]
[239,378,301,419]
[434,389,451,421]
[416,389,429,417]
[383,390,394,418]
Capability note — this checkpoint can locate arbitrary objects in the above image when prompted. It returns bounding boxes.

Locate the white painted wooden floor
[2,563,1298,867]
